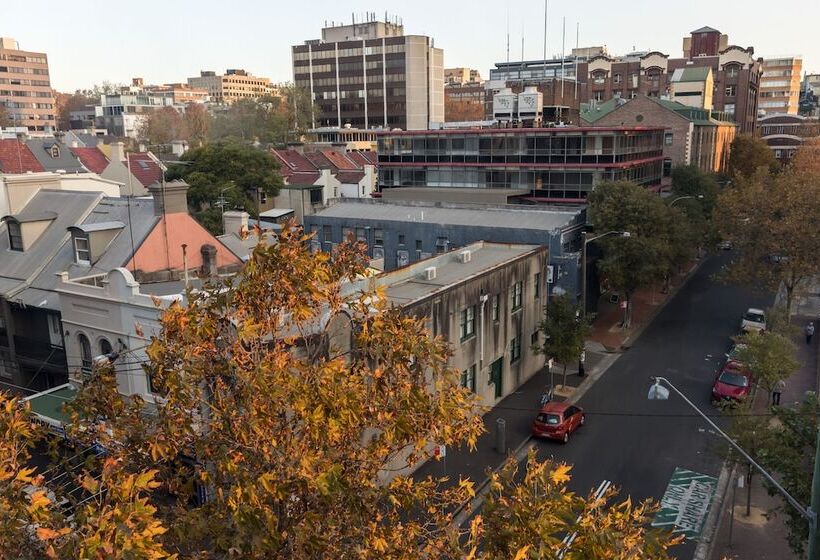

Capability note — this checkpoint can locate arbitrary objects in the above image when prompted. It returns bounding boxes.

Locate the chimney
[200,244,218,278]
[171,140,187,157]
[222,210,249,235]
[132,77,144,87]
[147,180,190,216]
[110,141,126,162]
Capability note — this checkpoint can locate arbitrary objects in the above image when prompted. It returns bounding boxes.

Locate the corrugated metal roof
[313,200,582,232]
[25,139,87,173]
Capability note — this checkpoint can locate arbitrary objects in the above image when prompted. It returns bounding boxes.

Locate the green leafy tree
[277,82,316,133]
[210,97,289,144]
[535,294,589,387]
[727,134,780,179]
[165,142,283,233]
[588,182,693,327]
[734,330,799,397]
[715,146,820,317]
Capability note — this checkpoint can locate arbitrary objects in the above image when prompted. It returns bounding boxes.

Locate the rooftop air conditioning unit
[458,250,472,263]
[424,266,437,280]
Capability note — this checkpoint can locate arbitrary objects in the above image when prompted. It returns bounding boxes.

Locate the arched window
[79,334,92,372]
[99,338,113,356]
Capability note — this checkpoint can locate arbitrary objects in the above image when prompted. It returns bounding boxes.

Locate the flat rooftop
[314,199,584,232]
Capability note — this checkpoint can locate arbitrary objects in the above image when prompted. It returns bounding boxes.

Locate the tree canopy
[535,294,589,387]
[715,141,820,317]
[734,330,799,395]
[727,134,780,179]
[165,142,283,233]
[209,86,314,145]
[0,227,681,559]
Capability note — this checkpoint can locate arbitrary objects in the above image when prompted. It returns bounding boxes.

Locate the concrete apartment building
[187,69,276,104]
[445,68,482,85]
[292,16,444,130]
[576,27,762,134]
[0,37,55,132]
[759,57,802,115]
[757,113,820,163]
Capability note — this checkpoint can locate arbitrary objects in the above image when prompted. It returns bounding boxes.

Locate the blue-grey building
[305,198,585,300]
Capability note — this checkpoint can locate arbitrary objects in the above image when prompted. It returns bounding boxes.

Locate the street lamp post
[648,376,818,556]
[581,230,631,317]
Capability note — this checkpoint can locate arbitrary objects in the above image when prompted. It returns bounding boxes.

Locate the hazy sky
[5,0,818,92]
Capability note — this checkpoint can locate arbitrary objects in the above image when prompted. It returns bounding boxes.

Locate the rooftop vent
[424,266,437,281]
[458,250,472,263]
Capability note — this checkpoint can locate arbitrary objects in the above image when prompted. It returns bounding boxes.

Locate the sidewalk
[709,312,819,560]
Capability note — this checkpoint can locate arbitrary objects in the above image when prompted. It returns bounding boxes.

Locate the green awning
[25,384,77,428]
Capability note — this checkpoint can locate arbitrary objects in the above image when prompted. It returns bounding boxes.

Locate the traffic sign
[434,444,446,459]
[652,467,718,539]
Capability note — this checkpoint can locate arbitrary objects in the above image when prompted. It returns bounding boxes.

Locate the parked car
[531,402,585,443]
[711,361,752,403]
[726,343,748,363]
[718,240,733,250]
[741,308,766,333]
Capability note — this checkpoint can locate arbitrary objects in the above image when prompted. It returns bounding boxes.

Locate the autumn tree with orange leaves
[0,225,680,559]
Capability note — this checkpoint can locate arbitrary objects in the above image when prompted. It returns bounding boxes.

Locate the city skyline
[4,0,818,93]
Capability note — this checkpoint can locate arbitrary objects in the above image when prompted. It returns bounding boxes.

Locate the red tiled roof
[335,171,365,184]
[285,172,320,185]
[0,139,44,173]
[271,149,316,173]
[322,150,358,170]
[70,147,109,174]
[347,150,377,166]
[303,151,337,171]
[127,153,163,188]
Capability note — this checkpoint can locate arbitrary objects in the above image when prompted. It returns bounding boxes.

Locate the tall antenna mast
[521,25,525,81]
[506,10,510,64]
[542,0,548,78]
[560,16,566,114]
[575,22,580,102]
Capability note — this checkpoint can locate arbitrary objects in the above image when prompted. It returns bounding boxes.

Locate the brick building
[575,27,762,133]
[0,37,55,132]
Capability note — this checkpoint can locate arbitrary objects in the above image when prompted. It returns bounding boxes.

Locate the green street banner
[651,467,718,539]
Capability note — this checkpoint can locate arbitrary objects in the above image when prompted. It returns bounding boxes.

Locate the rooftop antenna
[543,0,548,77]
[506,10,510,65]
[520,24,525,80]
[575,22,579,101]
[560,16,565,121]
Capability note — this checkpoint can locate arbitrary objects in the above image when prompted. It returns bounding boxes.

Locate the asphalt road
[533,253,772,559]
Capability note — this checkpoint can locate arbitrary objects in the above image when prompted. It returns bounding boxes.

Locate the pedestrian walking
[578,351,586,377]
[806,323,815,345]
[772,379,786,406]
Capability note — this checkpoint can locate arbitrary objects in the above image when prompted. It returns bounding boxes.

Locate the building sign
[547,265,555,284]
[652,467,717,539]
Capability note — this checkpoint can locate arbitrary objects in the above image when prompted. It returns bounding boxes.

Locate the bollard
[496,418,506,454]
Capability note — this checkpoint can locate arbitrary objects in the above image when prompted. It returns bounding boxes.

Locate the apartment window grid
[511,281,523,312]
[460,305,476,341]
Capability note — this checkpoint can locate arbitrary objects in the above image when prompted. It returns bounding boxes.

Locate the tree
[587,182,693,327]
[482,449,681,559]
[734,330,799,397]
[138,106,187,147]
[210,97,290,145]
[0,102,12,128]
[54,91,96,131]
[715,147,820,317]
[182,103,210,147]
[535,294,589,388]
[445,99,485,122]
[165,142,283,233]
[277,83,316,133]
[727,134,779,179]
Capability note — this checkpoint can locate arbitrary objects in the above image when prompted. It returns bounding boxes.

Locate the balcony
[13,335,67,371]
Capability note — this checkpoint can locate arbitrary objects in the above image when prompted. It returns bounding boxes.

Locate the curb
[694,460,734,560]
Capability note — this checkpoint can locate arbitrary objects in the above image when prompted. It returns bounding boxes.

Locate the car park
[531,402,585,443]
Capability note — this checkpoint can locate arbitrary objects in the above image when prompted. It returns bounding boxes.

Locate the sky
[4,0,819,92]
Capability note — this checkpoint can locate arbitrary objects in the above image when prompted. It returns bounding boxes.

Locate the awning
[24,383,77,433]
[12,287,59,310]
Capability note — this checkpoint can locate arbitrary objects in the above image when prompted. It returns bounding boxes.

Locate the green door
[490,358,503,398]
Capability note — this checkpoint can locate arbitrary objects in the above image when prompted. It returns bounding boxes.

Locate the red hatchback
[531,402,585,443]
[712,360,752,403]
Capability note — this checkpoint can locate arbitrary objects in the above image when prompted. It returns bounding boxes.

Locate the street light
[648,376,818,557]
[580,230,631,317]
[668,194,704,207]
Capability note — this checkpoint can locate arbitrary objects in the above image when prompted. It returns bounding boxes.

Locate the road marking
[652,467,718,539]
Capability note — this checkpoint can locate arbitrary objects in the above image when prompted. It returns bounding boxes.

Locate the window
[613,73,622,84]
[664,132,674,145]
[511,281,523,312]
[259,191,267,204]
[398,233,406,245]
[79,334,92,372]
[436,236,449,255]
[460,305,476,340]
[510,334,522,363]
[725,65,739,78]
[725,85,736,97]
[323,225,332,243]
[724,103,736,116]
[99,338,113,356]
[373,228,384,247]
[415,239,423,251]
[74,235,91,264]
[492,294,500,322]
[356,227,366,242]
[534,273,541,298]
[7,221,23,251]
[461,364,476,392]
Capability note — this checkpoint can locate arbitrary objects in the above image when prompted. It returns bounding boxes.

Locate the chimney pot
[200,244,218,278]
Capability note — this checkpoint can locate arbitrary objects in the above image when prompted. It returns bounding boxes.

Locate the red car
[531,402,585,443]
[712,360,752,402]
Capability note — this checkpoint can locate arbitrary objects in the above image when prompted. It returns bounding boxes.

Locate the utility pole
[808,423,820,560]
